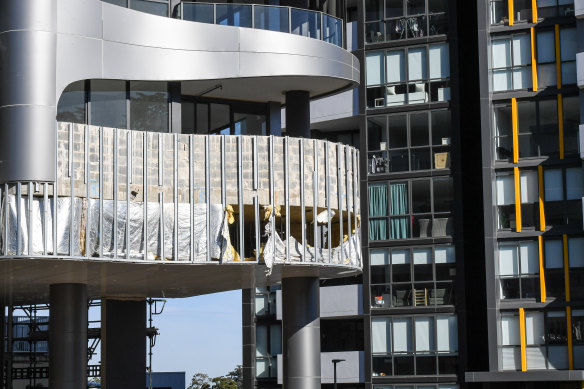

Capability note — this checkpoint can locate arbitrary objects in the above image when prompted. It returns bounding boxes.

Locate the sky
[87,290,242,387]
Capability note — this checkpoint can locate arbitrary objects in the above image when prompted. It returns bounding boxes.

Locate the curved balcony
[178,2,343,47]
[0,123,361,301]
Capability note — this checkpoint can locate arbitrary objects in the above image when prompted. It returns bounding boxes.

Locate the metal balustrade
[0,123,361,270]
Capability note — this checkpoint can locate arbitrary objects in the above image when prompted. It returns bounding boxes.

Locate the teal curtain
[390,182,409,239]
[369,184,388,240]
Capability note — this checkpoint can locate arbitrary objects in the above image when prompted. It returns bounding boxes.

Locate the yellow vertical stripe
[531,28,538,91]
[558,94,564,160]
[532,0,538,22]
[512,98,519,163]
[538,165,546,231]
[539,236,546,303]
[564,234,570,302]
[520,308,527,371]
[509,0,514,25]
[568,306,574,369]
[555,24,561,88]
[515,167,522,232]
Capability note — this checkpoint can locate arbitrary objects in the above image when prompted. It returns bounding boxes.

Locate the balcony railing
[0,123,361,269]
[178,2,343,47]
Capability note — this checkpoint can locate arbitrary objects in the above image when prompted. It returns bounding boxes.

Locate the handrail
[178,1,344,47]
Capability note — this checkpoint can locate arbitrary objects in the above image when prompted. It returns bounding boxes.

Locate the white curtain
[525,312,544,345]
[413,248,432,264]
[499,244,518,276]
[366,51,384,85]
[408,47,427,81]
[371,249,390,265]
[415,317,434,352]
[435,245,455,263]
[544,169,563,201]
[520,241,538,274]
[429,43,450,79]
[568,237,584,268]
[493,69,512,91]
[393,318,413,352]
[436,315,457,351]
[520,170,538,203]
[392,249,410,264]
[513,67,532,90]
[566,166,584,200]
[513,34,531,66]
[500,314,520,346]
[501,347,521,370]
[386,50,405,83]
[526,347,547,370]
[496,174,515,205]
[372,318,391,353]
[544,239,563,268]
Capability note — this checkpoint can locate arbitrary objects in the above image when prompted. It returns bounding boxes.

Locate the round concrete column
[49,283,88,389]
[0,0,57,183]
[282,277,320,389]
[285,91,310,138]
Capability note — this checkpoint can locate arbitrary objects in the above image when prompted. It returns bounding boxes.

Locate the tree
[210,376,238,389]
[187,372,211,389]
[226,365,242,388]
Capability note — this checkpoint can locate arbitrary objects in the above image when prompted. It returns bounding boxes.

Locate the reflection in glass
[130,81,168,132]
[254,6,289,33]
[291,8,321,39]
[57,81,85,124]
[130,0,168,16]
[90,80,127,129]
[216,4,252,27]
[182,3,214,23]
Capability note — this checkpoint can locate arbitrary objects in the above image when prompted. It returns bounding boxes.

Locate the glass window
[544,239,564,300]
[544,165,584,227]
[369,183,389,241]
[372,318,392,353]
[492,35,532,92]
[130,0,169,16]
[393,318,413,352]
[129,81,168,132]
[90,80,127,129]
[560,27,577,85]
[537,30,557,88]
[563,95,579,155]
[290,8,321,39]
[415,317,435,351]
[498,241,539,299]
[216,4,252,27]
[538,0,575,18]
[57,81,86,124]
[254,5,289,33]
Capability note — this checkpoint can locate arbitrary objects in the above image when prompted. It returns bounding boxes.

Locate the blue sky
[87,290,242,386]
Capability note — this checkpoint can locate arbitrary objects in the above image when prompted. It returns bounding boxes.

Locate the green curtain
[390,182,409,239]
[369,184,388,240]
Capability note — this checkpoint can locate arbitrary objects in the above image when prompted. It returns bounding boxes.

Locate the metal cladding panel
[0,0,56,32]
[578,51,584,88]
[576,0,584,17]
[102,3,241,52]
[57,0,102,38]
[0,30,56,107]
[56,34,103,95]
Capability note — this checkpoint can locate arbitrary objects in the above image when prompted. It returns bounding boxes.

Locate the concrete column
[49,284,88,389]
[282,277,320,389]
[0,0,57,183]
[101,299,146,389]
[285,91,310,138]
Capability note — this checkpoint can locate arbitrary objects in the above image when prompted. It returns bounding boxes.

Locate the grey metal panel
[576,0,584,17]
[0,0,56,32]
[319,284,362,317]
[578,51,584,88]
[0,106,56,183]
[310,89,356,123]
[0,30,56,108]
[56,34,103,94]
[57,0,102,38]
[320,351,364,383]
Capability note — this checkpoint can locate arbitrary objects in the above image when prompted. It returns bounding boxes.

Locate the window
[130,81,169,133]
[366,44,450,108]
[57,81,86,124]
[492,34,532,92]
[560,28,577,85]
[562,95,579,154]
[89,80,127,129]
[130,0,169,17]
[367,110,451,174]
[498,241,540,300]
[255,286,279,316]
[256,323,281,378]
[537,27,577,88]
[372,315,458,377]
[496,170,539,229]
[368,178,453,241]
[364,0,448,44]
[544,166,584,227]
[544,238,564,300]
[490,0,508,24]
[568,237,584,299]
[572,309,584,369]
[500,310,568,370]
[370,245,456,308]
[537,0,575,18]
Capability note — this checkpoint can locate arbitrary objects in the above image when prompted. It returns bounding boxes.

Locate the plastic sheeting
[3,195,233,261]
[262,213,361,272]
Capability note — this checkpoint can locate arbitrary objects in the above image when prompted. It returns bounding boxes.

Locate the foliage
[187,365,242,389]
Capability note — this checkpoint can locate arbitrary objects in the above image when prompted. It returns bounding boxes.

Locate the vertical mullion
[253,136,260,262]
[532,0,538,22]
[567,306,574,369]
[99,128,104,258]
[43,183,48,256]
[69,124,74,257]
[126,131,131,260]
[144,132,148,260]
[27,182,32,256]
[514,167,522,232]
[531,28,538,91]
[238,135,245,262]
[85,125,90,258]
[538,236,546,303]
[313,139,319,262]
[300,139,306,262]
[205,136,211,262]
[538,165,546,231]
[512,98,519,163]
[16,183,21,256]
[558,94,565,160]
[519,307,527,371]
[554,24,562,88]
[509,0,515,25]
[173,134,179,261]
[563,234,570,302]
[113,128,118,259]
[325,141,332,263]
[189,136,195,262]
[285,137,290,263]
